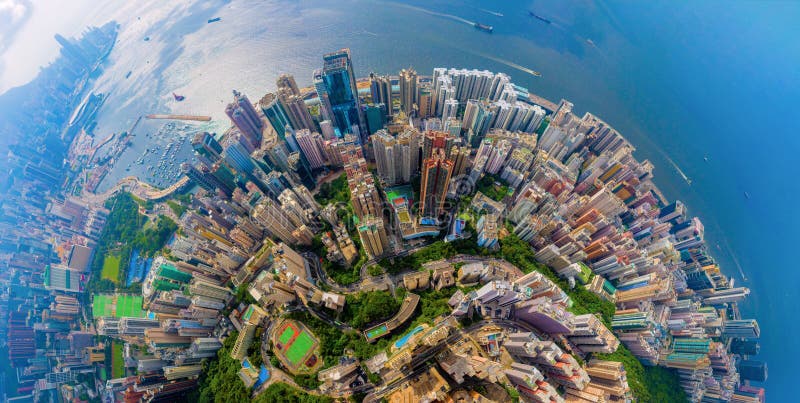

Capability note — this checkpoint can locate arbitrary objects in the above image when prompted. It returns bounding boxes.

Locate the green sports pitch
[272,320,321,373]
[285,331,315,365]
[101,253,121,283]
[92,294,144,319]
[278,326,296,346]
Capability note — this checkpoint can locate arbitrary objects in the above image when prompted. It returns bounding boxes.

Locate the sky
[0,0,102,93]
[0,0,32,89]
[2,0,796,397]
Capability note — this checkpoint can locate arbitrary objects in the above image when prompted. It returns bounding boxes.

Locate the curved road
[83,175,189,205]
[270,250,542,399]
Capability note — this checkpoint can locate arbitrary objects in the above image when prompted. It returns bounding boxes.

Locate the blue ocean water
[21,0,797,397]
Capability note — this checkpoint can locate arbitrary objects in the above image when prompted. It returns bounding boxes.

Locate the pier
[146,114,212,122]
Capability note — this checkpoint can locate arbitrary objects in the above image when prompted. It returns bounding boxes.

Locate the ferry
[528,11,552,24]
[474,23,494,33]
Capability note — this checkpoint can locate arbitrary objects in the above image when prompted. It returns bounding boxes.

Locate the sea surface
[11,0,800,397]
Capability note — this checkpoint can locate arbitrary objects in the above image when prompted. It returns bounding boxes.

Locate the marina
[96,120,202,192]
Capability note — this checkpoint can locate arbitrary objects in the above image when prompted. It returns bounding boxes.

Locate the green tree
[195,332,251,403]
[341,291,401,329]
[253,383,331,403]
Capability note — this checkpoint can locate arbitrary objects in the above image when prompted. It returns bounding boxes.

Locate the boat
[207,17,221,24]
[474,23,494,33]
[704,156,709,163]
[173,93,185,102]
[125,71,132,79]
[744,191,751,199]
[528,11,552,24]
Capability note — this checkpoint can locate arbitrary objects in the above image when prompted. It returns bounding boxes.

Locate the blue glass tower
[319,49,365,139]
[259,93,292,140]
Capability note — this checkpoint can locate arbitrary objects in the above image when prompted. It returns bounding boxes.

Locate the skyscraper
[372,130,399,185]
[417,81,432,118]
[442,99,458,122]
[463,99,497,141]
[422,130,458,161]
[373,129,420,185]
[276,73,300,96]
[262,133,292,172]
[251,197,304,245]
[295,129,327,169]
[369,73,392,115]
[182,163,233,196]
[419,149,454,219]
[358,216,389,258]
[319,49,365,139]
[278,88,316,132]
[258,92,293,140]
[450,145,471,176]
[191,132,223,167]
[225,90,264,150]
[365,103,387,135]
[399,68,417,115]
[222,137,257,174]
[319,120,336,140]
[313,68,334,122]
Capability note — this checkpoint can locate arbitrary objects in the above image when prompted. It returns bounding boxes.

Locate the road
[260,250,547,400]
[363,317,536,402]
[304,252,396,294]
[82,175,189,205]
[305,250,528,302]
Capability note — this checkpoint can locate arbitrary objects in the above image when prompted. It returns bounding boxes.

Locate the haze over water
[3,0,797,398]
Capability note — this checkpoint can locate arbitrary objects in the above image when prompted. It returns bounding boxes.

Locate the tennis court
[285,331,314,365]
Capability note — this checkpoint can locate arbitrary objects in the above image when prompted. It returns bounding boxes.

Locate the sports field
[116,295,144,317]
[385,185,414,205]
[111,342,124,378]
[93,295,114,318]
[101,253,121,283]
[272,320,321,373]
[92,294,144,319]
[366,324,389,341]
[286,332,314,365]
[278,326,296,346]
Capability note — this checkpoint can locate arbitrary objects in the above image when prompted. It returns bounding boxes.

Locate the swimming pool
[394,325,424,349]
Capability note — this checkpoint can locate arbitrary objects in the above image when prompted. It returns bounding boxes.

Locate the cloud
[0,0,30,50]
[0,0,27,23]
[0,0,30,92]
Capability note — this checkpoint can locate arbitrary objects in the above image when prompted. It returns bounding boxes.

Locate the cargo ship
[474,22,493,33]
[207,17,221,24]
[528,11,552,24]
